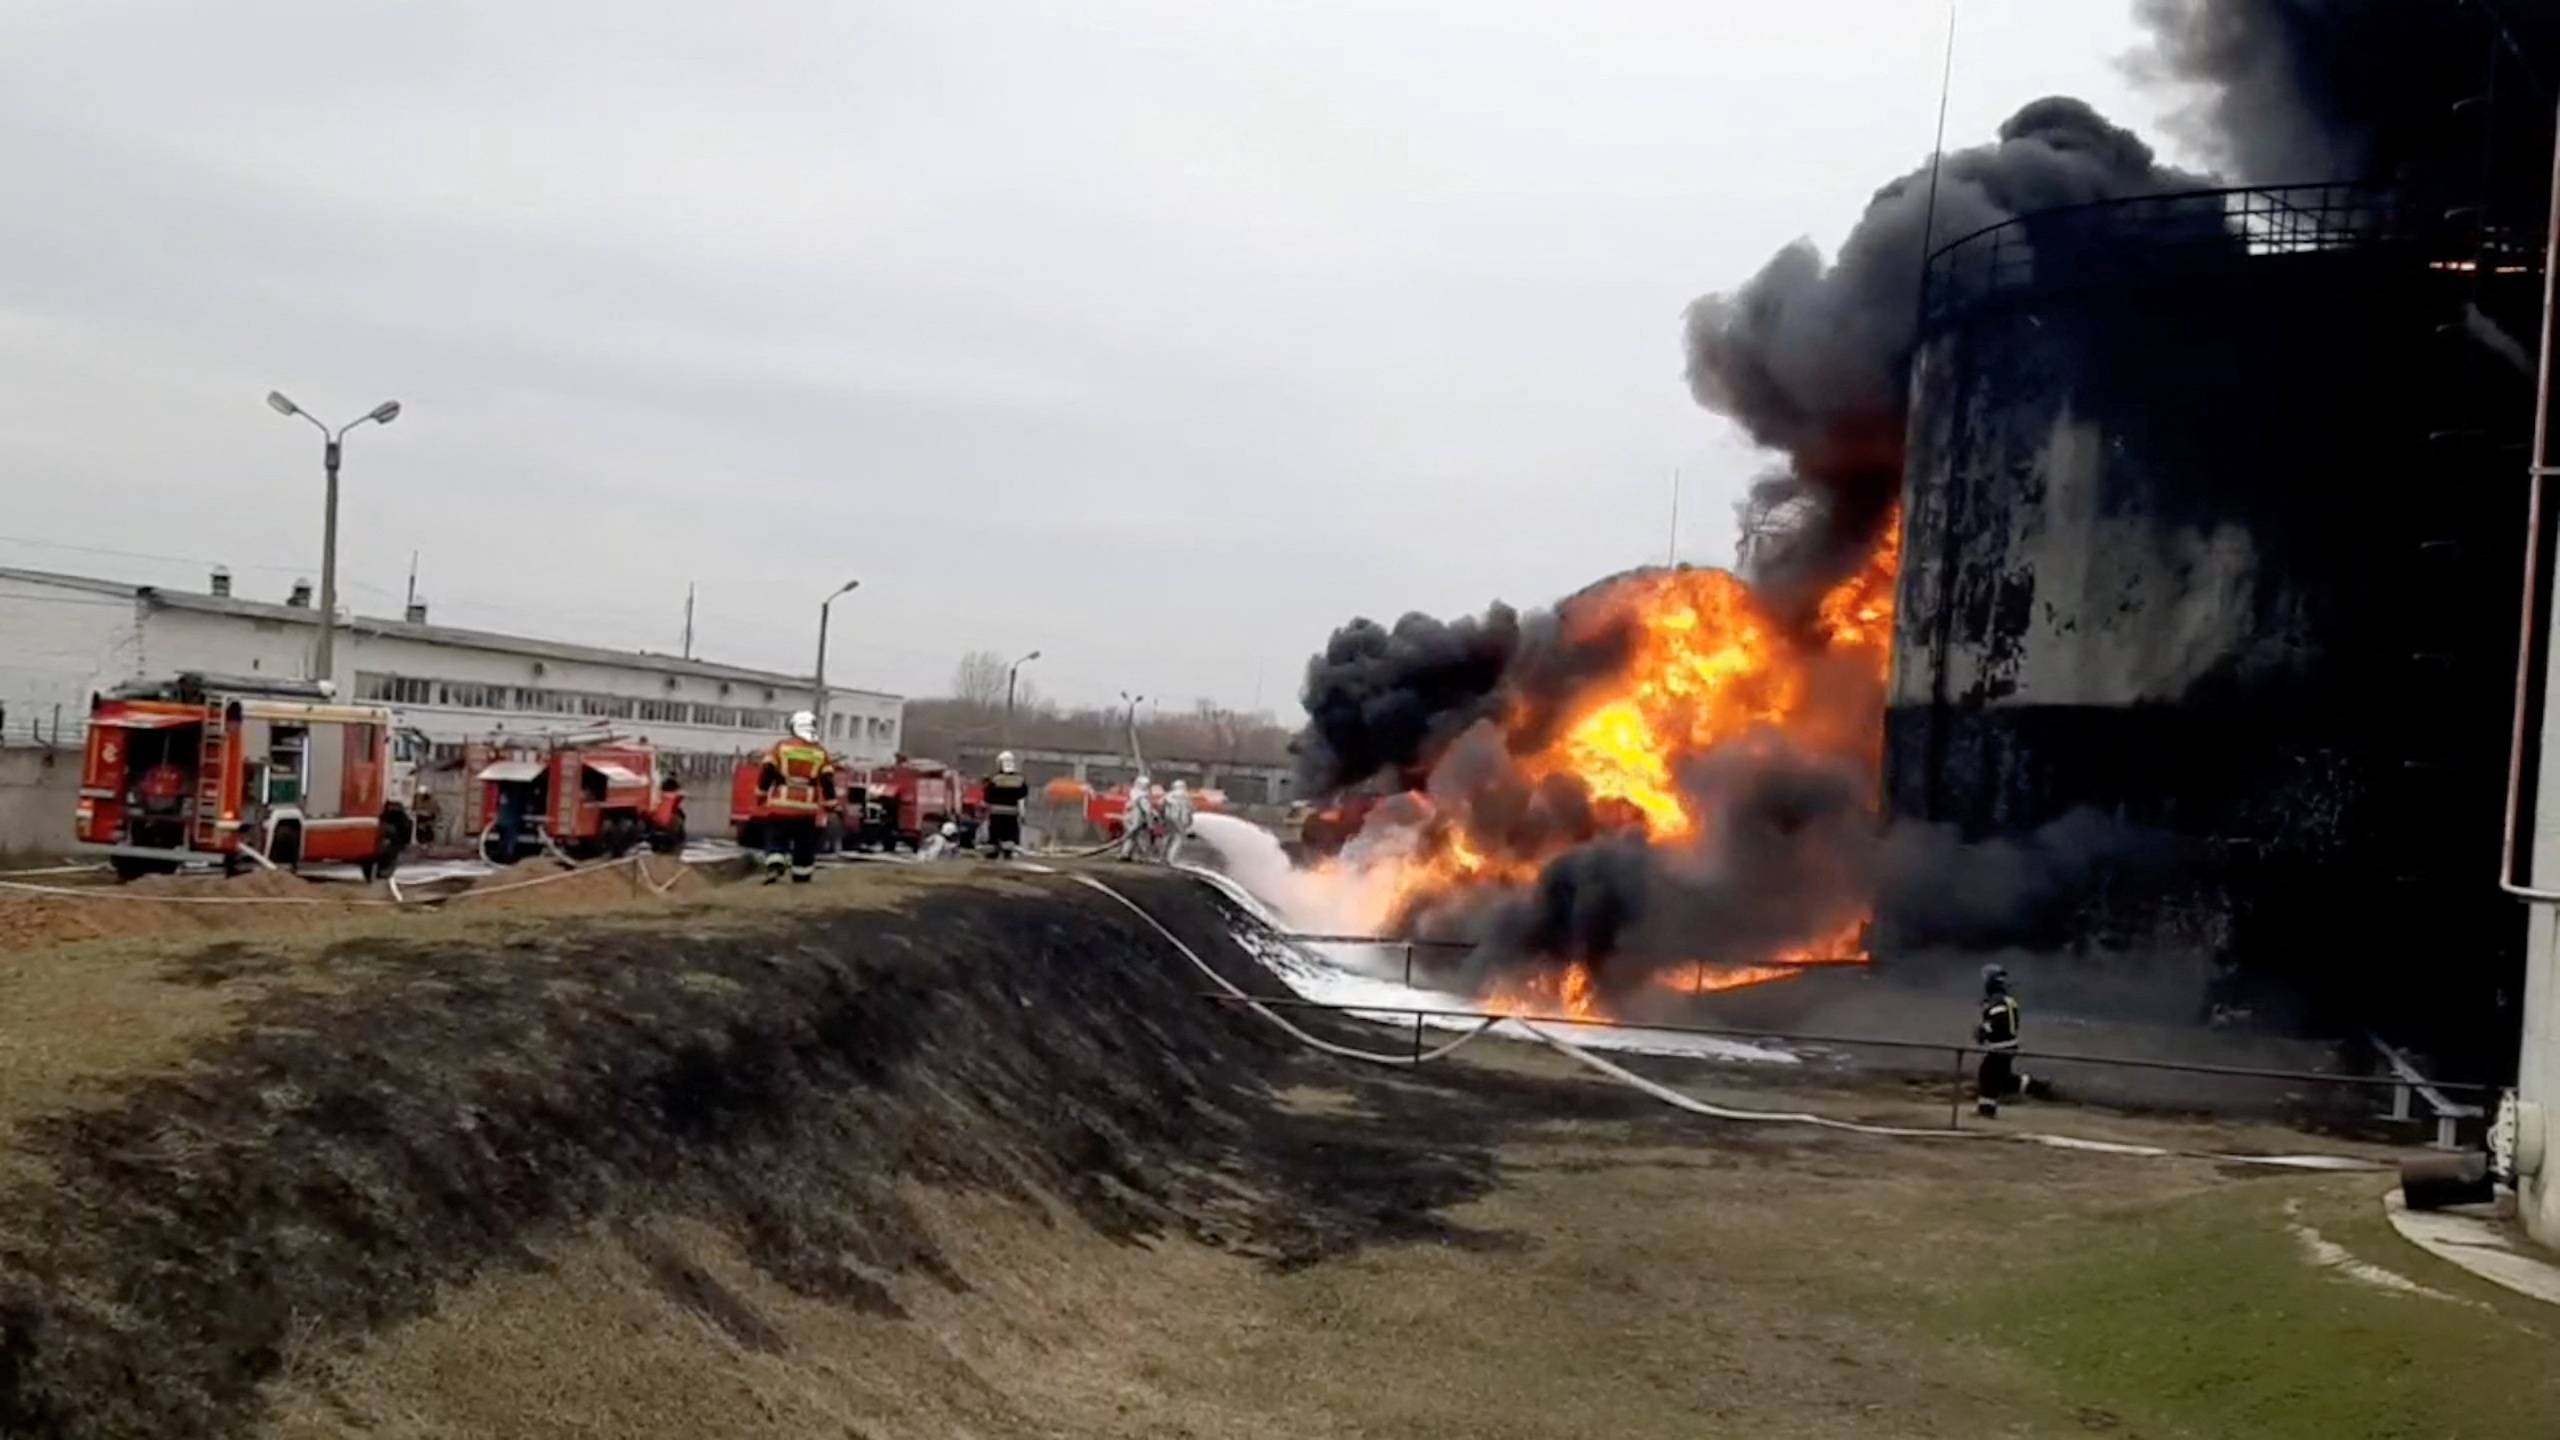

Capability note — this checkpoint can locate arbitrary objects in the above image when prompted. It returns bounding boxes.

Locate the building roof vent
[286,578,313,608]
[208,566,232,598]
[405,597,428,624]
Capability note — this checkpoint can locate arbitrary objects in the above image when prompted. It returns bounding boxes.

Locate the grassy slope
[1961,1178,2560,1440]
[269,1063,2560,1440]
[2,863,2552,1438]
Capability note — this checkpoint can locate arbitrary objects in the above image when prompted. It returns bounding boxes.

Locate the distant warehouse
[0,566,903,855]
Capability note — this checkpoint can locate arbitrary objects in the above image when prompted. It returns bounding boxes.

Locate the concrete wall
[2524,911,2556,1245]
[2517,572,2560,1246]
[0,573,143,745]
[0,746,82,860]
[944,742,1295,804]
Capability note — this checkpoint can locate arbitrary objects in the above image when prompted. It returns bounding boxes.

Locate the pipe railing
[1205,991,2494,1144]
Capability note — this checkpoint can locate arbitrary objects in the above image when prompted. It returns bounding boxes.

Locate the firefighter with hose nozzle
[757,711,837,884]
[1974,964,2024,1118]
[1120,774,1158,862]
[983,750,1031,859]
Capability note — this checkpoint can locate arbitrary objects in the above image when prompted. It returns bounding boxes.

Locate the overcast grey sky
[0,1,2183,712]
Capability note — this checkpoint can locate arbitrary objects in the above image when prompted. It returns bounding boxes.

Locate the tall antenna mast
[1915,0,1960,300]
[682,583,696,659]
[1667,468,1683,567]
[404,550,419,612]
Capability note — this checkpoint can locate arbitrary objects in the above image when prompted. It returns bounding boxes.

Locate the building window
[337,670,883,736]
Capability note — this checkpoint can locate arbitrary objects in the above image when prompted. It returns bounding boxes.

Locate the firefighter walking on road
[758,711,838,884]
[1974,964,2024,1118]
[983,751,1031,859]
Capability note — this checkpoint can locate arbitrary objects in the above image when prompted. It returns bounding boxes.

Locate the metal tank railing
[1919,183,2455,333]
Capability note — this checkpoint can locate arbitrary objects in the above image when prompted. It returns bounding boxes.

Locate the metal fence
[1221,922,2496,1145]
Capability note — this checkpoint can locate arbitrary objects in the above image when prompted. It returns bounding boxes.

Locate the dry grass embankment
[0,861,2548,1439]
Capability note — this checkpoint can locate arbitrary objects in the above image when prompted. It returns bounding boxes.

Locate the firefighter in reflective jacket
[758,711,838,884]
[983,751,1031,858]
[1974,964,2023,1118]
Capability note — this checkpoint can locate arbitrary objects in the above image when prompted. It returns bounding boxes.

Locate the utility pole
[1005,649,1042,744]
[1119,691,1147,775]
[813,578,860,738]
[267,392,401,688]
[404,551,419,614]
[682,583,696,660]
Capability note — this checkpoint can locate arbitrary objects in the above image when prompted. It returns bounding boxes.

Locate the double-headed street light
[813,579,861,739]
[1119,689,1147,775]
[267,391,401,685]
[1006,649,1042,743]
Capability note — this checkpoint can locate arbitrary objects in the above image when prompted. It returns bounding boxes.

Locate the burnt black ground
[0,872,1587,1440]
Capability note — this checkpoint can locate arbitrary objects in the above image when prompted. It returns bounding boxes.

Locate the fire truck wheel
[270,822,303,871]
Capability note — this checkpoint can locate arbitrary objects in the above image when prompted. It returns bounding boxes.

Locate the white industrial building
[0,565,902,855]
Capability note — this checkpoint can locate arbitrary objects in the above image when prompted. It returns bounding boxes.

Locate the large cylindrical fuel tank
[1887,186,2541,1067]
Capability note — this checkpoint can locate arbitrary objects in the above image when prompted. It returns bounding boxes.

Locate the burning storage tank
[1886,183,2543,1067]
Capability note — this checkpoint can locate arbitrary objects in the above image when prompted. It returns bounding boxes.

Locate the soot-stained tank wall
[1888,224,2537,1068]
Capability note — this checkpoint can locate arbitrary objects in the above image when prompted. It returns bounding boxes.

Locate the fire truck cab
[76,673,422,881]
[475,737,686,864]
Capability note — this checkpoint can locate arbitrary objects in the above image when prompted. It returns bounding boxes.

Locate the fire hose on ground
[1069,870,2389,1174]
[0,850,689,909]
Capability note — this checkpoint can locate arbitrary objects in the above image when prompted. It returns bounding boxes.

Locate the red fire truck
[75,673,424,881]
[856,758,968,851]
[475,736,687,863]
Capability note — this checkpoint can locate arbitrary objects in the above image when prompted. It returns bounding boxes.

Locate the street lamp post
[267,392,401,687]
[1119,690,1147,776]
[812,579,861,740]
[1005,649,1042,744]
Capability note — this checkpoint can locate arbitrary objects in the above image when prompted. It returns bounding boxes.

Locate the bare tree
[949,650,1011,709]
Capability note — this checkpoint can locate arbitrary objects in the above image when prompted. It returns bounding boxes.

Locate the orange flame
[1324,515,1901,1018]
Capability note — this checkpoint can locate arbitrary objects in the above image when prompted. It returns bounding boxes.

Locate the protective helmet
[1132,773,1150,792]
[997,750,1019,774]
[788,710,819,743]
[1168,780,1187,797]
[1981,963,2009,995]
[940,821,957,838]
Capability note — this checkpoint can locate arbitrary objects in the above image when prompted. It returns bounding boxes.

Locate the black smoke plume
[1293,606,1521,795]
[1293,573,1665,796]
[2132,0,2559,227]
[1686,97,2207,611]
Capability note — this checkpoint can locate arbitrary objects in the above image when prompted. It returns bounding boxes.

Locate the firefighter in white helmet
[756,710,837,883]
[983,750,1030,859]
[1162,779,1195,862]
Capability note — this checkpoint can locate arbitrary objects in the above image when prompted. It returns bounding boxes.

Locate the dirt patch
[0,874,1507,1439]
[0,857,719,955]
[0,867,391,952]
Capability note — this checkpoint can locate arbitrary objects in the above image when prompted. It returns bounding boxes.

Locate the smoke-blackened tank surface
[1889,186,2540,1068]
